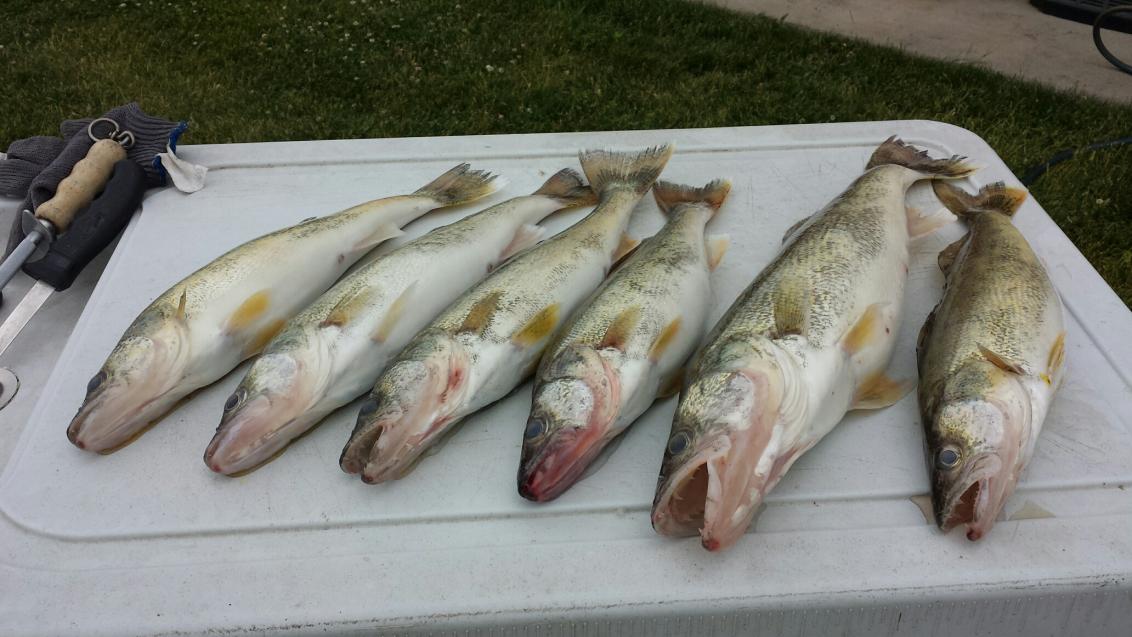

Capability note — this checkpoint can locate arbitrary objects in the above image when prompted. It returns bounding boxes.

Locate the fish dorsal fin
[226,290,271,334]
[706,234,730,272]
[599,306,642,351]
[917,308,936,359]
[612,233,641,265]
[937,236,967,273]
[648,317,683,363]
[321,286,378,328]
[772,277,810,337]
[840,302,891,355]
[373,282,417,343]
[175,287,188,322]
[978,344,1026,375]
[497,223,548,265]
[908,206,956,240]
[851,370,913,410]
[512,303,561,348]
[352,222,405,254]
[459,290,504,335]
[782,215,809,244]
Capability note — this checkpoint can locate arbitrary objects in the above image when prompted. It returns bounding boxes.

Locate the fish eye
[937,446,961,469]
[86,371,107,394]
[667,431,691,456]
[223,389,247,413]
[524,418,546,440]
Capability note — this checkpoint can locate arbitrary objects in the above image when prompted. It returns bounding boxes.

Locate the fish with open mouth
[652,138,976,551]
[918,181,1065,541]
[68,164,499,453]
[518,179,731,502]
[340,145,673,484]
[204,169,595,475]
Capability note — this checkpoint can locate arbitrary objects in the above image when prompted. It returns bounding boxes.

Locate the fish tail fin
[415,163,502,206]
[578,144,673,195]
[866,137,977,178]
[652,179,732,218]
[531,168,598,207]
[933,181,1027,220]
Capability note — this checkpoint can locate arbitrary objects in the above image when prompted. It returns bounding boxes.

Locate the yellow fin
[706,234,729,272]
[226,290,271,333]
[978,344,1026,375]
[321,286,377,328]
[373,282,416,343]
[851,370,913,410]
[1008,500,1055,521]
[512,303,560,348]
[459,290,504,335]
[648,317,683,363]
[612,233,640,264]
[245,318,287,357]
[175,287,188,321]
[1047,331,1066,375]
[599,306,642,351]
[773,277,810,337]
[840,302,890,355]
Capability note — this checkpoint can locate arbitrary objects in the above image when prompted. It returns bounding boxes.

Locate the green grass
[1,0,1129,303]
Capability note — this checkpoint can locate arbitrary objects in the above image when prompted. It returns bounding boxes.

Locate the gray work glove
[3,102,188,255]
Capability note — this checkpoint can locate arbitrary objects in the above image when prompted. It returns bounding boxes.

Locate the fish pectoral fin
[648,317,683,363]
[373,281,417,343]
[225,290,272,334]
[496,224,548,265]
[978,344,1027,375]
[937,236,967,273]
[706,234,730,272]
[512,303,561,348]
[772,276,810,337]
[321,286,379,328]
[351,222,405,255]
[599,306,642,351]
[782,215,809,244]
[612,233,641,266]
[851,370,913,410]
[245,318,287,357]
[908,206,956,240]
[459,290,504,335]
[840,302,892,355]
[1047,331,1067,375]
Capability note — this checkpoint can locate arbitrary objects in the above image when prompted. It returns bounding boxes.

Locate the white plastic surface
[1,122,1131,636]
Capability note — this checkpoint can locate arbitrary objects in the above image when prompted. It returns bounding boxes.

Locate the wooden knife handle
[35,138,127,232]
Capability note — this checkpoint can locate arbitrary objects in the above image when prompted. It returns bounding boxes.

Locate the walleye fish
[652,138,976,551]
[918,182,1065,541]
[340,145,673,483]
[518,179,732,502]
[203,169,596,475]
[68,164,499,453]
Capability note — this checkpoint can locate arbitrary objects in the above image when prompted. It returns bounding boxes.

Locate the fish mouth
[67,383,176,453]
[356,407,454,484]
[204,395,302,476]
[937,453,1004,541]
[518,424,609,502]
[652,438,772,552]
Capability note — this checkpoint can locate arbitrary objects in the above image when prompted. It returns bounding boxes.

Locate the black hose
[1021,135,1132,186]
[1093,6,1132,75]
